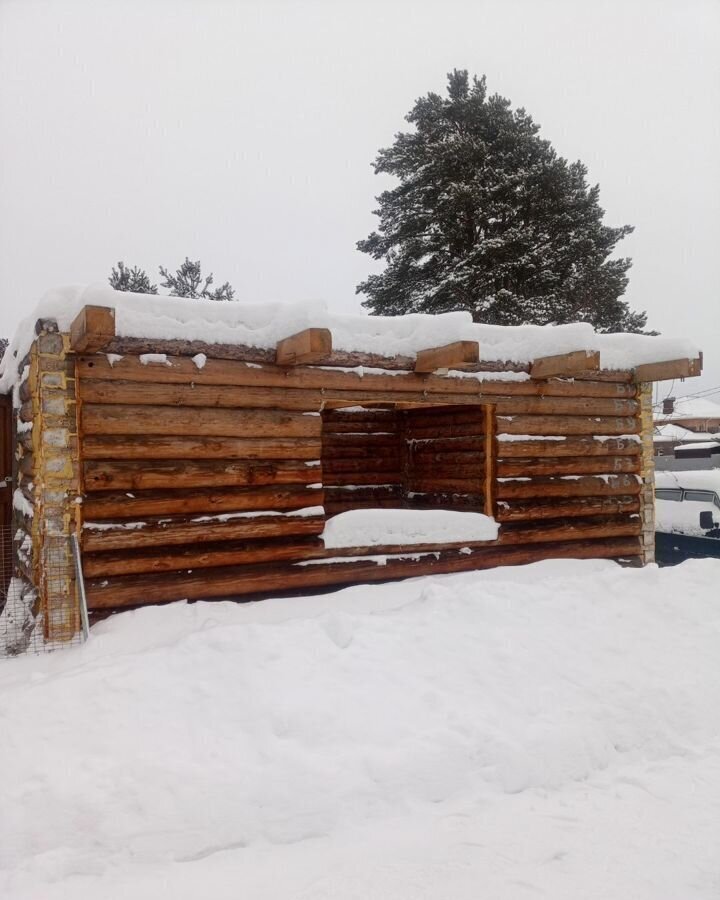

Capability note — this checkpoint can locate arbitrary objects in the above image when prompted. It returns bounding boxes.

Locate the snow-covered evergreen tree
[108,261,158,294]
[159,258,235,301]
[357,70,649,333]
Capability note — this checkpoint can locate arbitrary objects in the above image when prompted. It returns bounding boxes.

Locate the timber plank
[77,355,638,398]
[497,456,641,477]
[81,435,322,460]
[81,512,326,552]
[84,536,642,608]
[82,404,322,438]
[493,396,639,417]
[82,537,324,578]
[496,415,640,436]
[276,328,332,366]
[70,306,116,353]
[415,341,480,373]
[496,474,641,499]
[496,437,641,458]
[495,496,640,522]
[530,350,600,380]
[83,459,320,492]
[83,485,324,520]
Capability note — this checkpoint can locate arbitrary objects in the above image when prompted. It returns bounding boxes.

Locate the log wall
[73,352,645,610]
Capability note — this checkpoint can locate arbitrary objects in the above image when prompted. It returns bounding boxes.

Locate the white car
[654,470,720,563]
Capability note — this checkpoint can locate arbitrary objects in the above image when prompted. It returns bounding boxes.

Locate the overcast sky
[1,0,718,395]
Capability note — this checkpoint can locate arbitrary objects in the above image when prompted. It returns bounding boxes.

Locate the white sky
[0,0,718,396]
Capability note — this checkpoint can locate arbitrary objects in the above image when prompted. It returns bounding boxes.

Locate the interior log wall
[71,351,645,611]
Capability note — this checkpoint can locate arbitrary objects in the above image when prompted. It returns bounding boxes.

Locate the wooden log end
[275,328,332,366]
[633,356,703,383]
[415,341,480,373]
[70,305,116,353]
[530,349,600,380]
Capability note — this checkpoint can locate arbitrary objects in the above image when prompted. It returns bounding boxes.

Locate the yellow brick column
[638,382,655,565]
[34,323,82,643]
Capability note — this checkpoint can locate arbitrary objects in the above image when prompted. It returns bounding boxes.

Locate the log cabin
[0,285,703,650]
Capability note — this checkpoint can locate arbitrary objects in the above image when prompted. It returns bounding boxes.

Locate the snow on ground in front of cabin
[320,508,499,548]
[1,558,720,900]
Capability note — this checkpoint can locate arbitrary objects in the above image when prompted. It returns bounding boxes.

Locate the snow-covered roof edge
[0,283,701,394]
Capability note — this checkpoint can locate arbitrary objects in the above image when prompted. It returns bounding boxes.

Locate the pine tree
[357,70,649,333]
[159,258,235,301]
[109,261,158,294]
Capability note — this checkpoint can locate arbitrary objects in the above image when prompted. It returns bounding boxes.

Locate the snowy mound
[1,558,720,899]
[320,508,500,549]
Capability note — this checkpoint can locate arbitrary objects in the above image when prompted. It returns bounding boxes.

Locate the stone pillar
[33,323,82,643]
[638,382,655,565]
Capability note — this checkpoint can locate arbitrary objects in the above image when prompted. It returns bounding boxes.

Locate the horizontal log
[496,456,640,478]
[496,474,641,499]
[82,512,325,552]
[405,436,486,454]
[407,452,484,472]
[82,404,322,438]
[84,459,320,492]
[77,355,638,398]
[319,438,400,458]
[84,537,642,608]
[81,435,322,460]
[324,473,401,486]
[496,415,640,436]
[496,437,641,458]
[496,496,640,522]
[83,537,324,578]
[78,379,496,413]
[323,485,402,503]
[401,408,486,429]
[402,422,486,440]
[407,477,484,493]
[530,350,600,379]
[83,485,324,520]
[322,458,402,475]
[493,396,638,417]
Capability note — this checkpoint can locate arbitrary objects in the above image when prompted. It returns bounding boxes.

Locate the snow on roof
[654,395,720,423]
[0,283,701,392]
[675,441,720,452]
[655,469,720,494]
[653,423,699,442]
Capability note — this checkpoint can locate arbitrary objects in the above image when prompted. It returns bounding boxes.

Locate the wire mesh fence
[0,527,88,658]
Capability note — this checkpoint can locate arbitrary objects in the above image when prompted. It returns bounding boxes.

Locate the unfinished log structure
[2,293,703,647]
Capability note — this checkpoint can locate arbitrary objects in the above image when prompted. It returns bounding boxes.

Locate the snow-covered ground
[2,558,720,899]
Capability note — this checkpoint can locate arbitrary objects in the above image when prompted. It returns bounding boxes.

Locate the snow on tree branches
[109,258,235,301]
[109,262,158,295]
[159,258,235,301]
[357,70,649,334]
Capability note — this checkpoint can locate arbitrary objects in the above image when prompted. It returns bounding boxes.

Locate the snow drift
[1,558,719,900]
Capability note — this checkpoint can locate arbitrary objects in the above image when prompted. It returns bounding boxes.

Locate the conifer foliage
[108,258,235,301]
[159,258,235,301]
[109,262,158,294]
[357,70,649,333]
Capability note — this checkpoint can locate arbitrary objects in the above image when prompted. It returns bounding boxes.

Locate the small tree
[159,258,235,301]
[357,70,649,333]
[109,261,158,294]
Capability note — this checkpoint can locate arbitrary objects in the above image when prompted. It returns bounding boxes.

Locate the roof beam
[70,305,116,353]
[530,350,600,380]
[415,341,479,374]
[275,328,332,366]
[634,356,703,383]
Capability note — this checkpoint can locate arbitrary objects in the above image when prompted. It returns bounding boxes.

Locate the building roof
[655,469,720,494]
[653,423,698,442]
[655,395,720,423]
